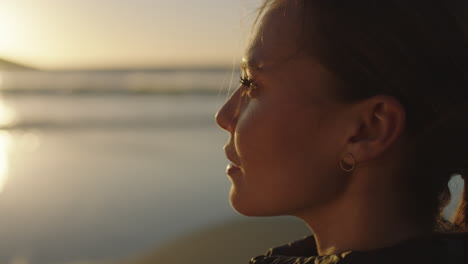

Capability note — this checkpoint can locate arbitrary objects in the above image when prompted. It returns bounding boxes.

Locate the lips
[226,154,241,168]
[226,163,242,175]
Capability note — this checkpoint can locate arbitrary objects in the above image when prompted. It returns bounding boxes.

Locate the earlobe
[339,153,356,172]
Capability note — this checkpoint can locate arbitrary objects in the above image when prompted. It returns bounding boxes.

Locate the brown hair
[255,0,468,232]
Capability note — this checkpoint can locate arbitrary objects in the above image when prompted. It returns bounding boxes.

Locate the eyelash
[239,76,258,98]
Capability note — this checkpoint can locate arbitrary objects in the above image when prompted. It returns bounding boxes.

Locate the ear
[345,95,406,163]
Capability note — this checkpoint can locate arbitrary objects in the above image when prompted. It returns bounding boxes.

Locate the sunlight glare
[0,131,12,194]
[0,5,18,54]
[0,101,16,128]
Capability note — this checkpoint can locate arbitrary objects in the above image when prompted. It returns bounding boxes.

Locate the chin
[230,203,276,217]
[229,188,287,217]
[229,189,263,216]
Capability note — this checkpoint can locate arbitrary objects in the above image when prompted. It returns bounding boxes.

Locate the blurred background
[0,1,463,264]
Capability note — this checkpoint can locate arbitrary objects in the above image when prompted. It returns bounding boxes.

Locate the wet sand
[69,217,311,264]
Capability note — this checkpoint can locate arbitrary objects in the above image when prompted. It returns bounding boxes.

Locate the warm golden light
[0,95,17,128]
[0,0,247,69]
[0,3,21,54]
[0,131,12,194]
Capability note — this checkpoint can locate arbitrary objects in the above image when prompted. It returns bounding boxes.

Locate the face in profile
[215,2,352,217]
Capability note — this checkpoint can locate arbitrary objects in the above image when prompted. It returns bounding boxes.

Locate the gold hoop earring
[340,153,355,172]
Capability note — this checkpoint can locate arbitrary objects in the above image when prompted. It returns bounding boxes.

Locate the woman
[215,0,468,263]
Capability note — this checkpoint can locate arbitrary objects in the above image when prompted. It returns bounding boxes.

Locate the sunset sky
[0,0,257,70]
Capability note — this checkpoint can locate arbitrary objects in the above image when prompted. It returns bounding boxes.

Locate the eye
[239,76,259,98]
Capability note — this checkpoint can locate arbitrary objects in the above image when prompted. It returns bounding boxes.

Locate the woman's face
[215,3,352,217]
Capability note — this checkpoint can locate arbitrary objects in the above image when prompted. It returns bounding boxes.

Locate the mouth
[227,158,241,168]
[226,163,242,175]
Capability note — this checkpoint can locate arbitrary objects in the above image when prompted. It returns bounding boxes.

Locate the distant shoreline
[0,57,243,72]
[39,65,240,73]
[0,58,36,71]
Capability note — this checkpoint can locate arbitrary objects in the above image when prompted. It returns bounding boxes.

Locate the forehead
[243,1,303,72]
[242,2,340,103]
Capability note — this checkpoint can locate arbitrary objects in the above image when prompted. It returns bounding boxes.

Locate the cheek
[231,102,344,215]
[235,102,286,174]
[236,102,330,174]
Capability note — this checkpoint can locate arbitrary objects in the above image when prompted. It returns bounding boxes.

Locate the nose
[215,88,242,132]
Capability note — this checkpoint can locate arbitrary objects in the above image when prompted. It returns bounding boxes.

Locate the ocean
[0,69,243,264]
[0,69,462,264]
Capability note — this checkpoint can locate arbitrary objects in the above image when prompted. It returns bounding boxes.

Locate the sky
[0,0,258,70]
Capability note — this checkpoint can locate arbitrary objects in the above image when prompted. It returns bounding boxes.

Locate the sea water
[0,69,242,264]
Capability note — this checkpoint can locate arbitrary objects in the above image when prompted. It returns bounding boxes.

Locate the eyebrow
[241,57,265,73]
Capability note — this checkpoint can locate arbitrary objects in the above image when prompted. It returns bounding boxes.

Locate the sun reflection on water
[0,79,17,127]
[0,103,16,128]
[0,131,12,194]
[0,90,15,193]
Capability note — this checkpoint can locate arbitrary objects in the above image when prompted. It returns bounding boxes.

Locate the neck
[294,170,433,256]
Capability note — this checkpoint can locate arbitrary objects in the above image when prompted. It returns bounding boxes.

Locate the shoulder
[263,235,317,257]
[249,235,348,264]
[249,232,468,264]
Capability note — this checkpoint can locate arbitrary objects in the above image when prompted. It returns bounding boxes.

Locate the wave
[0,115,217,131]
[0,87,228,97]
[0,70,239,97]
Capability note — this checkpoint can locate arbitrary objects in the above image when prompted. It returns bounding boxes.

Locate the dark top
[249,232,468,264]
